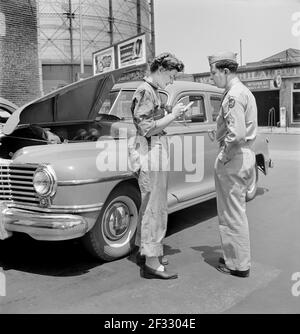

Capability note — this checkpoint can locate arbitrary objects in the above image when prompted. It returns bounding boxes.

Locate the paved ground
[0,133,299,314]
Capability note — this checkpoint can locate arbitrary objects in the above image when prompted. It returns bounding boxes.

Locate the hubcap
[103,202,131,241]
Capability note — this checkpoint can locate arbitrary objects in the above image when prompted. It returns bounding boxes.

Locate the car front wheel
[82,183,140,261]
[246,164,258,202]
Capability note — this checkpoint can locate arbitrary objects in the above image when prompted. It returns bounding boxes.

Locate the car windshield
[98,90,134,120]
[98,89,168,120]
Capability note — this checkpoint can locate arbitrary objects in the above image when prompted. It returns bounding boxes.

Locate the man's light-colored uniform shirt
[216,77,257,162]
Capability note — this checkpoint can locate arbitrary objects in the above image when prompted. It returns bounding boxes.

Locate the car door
[166,90,218,204]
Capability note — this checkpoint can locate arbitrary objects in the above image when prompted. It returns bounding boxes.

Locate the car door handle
[207,129,216,141]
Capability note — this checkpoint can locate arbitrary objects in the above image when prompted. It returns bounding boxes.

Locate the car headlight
[33,166,57,197]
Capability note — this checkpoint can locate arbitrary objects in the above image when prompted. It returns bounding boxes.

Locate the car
[0,69,272,261]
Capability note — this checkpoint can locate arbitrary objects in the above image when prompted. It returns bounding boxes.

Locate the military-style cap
[208,51,238,65]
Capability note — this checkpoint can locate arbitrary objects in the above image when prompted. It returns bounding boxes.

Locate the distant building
[194,48,300,128]
[0,0,42,106]
[39,0,155,94]
[0,0,155,105]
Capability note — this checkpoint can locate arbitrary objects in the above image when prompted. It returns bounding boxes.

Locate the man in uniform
[208,51,258,278]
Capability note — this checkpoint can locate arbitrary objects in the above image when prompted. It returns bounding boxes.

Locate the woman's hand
[171,103,185,119]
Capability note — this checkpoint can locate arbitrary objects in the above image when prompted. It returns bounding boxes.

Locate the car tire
[246,164,258,202]
[82,183,141,261]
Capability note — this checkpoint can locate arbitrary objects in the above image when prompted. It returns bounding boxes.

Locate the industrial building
[39,0,155,93]
[194,48,300,128]
[0,0,42,107]
[0,0,155,105]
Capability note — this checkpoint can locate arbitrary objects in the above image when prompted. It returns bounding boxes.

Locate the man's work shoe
[136,253,168,266]
[217,264,250,278]
[142,265,178,280]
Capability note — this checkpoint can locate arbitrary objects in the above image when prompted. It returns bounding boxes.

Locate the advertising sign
[273,75,282,88]
[93,46,115,75]
[244,80,271,90]
[117,34,146,69]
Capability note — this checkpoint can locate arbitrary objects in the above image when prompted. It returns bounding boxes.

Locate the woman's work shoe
[142,265,178,279]
[217,264,250,278]
[136,252,146,266]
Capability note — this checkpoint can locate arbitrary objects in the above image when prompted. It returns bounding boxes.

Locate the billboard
[117,34,146,69]
[93,46,115,75]
[92,33,147,75]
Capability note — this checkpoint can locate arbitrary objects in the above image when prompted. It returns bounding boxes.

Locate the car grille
[0,163,39,205]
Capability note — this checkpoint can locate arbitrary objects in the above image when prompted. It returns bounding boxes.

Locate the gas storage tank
[39,0,154,92]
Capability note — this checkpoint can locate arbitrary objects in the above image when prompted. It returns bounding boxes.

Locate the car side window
[110,90,135,119]
[98,90,119,115]
[210,95,222,122]
[99,90,168,119]
[178,95,206,123]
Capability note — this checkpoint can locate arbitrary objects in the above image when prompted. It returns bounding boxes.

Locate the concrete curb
[258,127,300,135]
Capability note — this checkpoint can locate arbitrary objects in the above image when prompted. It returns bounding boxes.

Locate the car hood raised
[3,69,124,135]
[0,97,18,113]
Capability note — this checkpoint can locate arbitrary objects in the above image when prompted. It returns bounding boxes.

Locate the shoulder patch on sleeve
[228,96,235,108]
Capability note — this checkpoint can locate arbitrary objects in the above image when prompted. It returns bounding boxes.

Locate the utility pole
[66,0,75,82]
[150,0,155,58]
[137,0,141,34]
[240,39,243,66]
[108,0,114,45]
[79,0,84,74]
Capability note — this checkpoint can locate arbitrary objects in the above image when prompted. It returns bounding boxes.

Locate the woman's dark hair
[150,52,184,73]
[215,60,238,73]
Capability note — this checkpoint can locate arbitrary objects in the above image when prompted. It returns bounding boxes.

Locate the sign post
[280,107,287,128]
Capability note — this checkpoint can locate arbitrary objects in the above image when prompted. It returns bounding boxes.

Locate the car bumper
[0,205,89,241]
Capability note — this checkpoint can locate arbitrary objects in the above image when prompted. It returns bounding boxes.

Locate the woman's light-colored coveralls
[130,78,169,257]
[215,77,257,271]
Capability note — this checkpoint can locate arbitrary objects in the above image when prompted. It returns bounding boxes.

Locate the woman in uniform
[130,52,185,279]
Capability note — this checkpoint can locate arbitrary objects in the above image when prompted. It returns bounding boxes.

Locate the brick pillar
[0,0,42,107]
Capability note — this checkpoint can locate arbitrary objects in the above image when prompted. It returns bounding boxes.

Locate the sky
[154,0,300,73]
